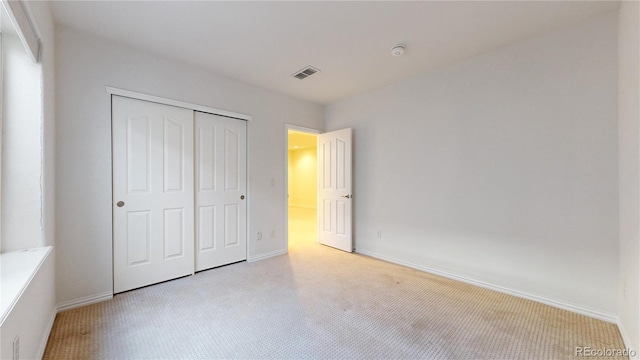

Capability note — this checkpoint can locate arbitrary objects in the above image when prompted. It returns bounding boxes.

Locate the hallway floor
[288,206,317,248]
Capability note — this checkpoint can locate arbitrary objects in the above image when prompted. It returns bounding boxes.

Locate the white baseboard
[248,249,287,262]
[36,309,57,359]
[57,291,113,313]
[617,320,639,359]
[355,249,617,323]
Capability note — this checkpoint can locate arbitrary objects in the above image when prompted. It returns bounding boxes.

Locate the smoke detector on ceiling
[391,45,405,57]
[292,66,321,80]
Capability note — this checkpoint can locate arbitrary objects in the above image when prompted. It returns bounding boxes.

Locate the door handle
[117,201,125,207]
[342,194,352,199]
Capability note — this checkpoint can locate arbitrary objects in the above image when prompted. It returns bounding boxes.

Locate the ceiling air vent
[292,66,320,80]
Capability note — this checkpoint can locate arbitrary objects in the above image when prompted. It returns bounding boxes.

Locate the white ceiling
[50,1,619,105]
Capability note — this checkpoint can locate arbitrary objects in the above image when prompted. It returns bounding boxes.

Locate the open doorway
[286,127,319,249]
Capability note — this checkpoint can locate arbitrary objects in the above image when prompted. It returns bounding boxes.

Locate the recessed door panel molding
[195,111,247,272]
[113,95,195,293]
[322,140,332,190]
[318,128,353,252]
[336,139,346,190]
[164,117,185,193]
[198,205,216,251]
[198,127,216,192]
[224,204,239,247]
[323,200,332,232]
[127,116,150,194]
[337,200,346,236]
[164,208,184,259]
[127,210,151,266]
[225,128,240,191]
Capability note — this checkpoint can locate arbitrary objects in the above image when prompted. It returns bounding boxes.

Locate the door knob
[342,194,352,199]
[240,195,245,200]
[117,201,125,207]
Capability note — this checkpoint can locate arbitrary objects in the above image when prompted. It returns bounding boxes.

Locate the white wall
[326,12,619,318]
[618,1,640,354]
[54,26,324,305]
[289,147,317,209]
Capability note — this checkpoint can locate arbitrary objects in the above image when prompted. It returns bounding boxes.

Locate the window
[0,0,49,333]
[0,0,43,252]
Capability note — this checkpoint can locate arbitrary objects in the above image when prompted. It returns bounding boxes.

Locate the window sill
[0,246,52,325]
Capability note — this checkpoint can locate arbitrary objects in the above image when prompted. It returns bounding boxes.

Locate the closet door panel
[113,96,194,293]
[195,112,247,271]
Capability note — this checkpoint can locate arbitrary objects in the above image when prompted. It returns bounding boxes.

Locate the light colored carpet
[44,207,625,359]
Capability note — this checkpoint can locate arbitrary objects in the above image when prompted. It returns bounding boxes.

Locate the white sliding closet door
[195,112,247,271]
[112,96,195,293]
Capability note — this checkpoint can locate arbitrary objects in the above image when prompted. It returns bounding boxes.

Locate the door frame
[107,86,252,292]
[284,124,321,250]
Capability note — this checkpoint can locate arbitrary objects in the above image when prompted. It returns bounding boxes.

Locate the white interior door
[112,96,195,293]
[318,128,353,252]
[195,112,247,271]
